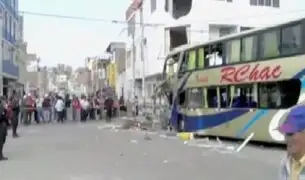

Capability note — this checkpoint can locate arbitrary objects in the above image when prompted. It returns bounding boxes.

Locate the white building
[121,0,304,102]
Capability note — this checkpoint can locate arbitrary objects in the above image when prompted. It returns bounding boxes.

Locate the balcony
[2,60,19,77]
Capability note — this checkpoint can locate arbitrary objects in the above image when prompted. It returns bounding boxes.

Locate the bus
[157,17,305,144]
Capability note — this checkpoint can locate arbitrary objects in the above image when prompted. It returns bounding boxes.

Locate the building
[0,0,26,96]
[122,0,303,101]
[105,42,126,97]
[85,56,110,94]
[25,53,48,95]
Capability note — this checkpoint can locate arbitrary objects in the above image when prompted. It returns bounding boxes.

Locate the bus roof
[166,17,305,58]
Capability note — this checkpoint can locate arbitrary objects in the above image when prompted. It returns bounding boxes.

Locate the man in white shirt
[80,95,89,122]
[55,97,65,123]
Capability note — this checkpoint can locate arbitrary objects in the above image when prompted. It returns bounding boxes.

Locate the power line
[19,10,162,26]
[19,8,305,27]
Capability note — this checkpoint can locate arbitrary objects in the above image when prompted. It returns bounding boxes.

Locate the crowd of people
[0,89,124,161]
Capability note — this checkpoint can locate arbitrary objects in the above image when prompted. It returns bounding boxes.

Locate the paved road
[0,119,284,180]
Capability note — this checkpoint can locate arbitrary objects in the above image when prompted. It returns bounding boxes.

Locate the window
[186,88,204,109]
[232,85,257,108]
[273,0,279,7]
[12,21,15,38]
[179,53,188,72]
[250,0,257,5]
[259,30,280,58]
[281,24,301,55]
[265,0,271,6]
[258,80,300,109]
[197,47,204,68]
[226,39,241,63]
[216,0,232,2]
[250,0,280,7]
[165,0,169,12]
[207,87,217,108]
[187,49,196,70]
[241,36,257,61]
[151,0,157,13]
[206,43,224,67]
[165,54,178,76]
[219,86,231,108]
[6,14,9,34]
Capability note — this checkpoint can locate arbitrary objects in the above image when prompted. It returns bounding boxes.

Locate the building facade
[0,0,27,96]
[85,56,110,94]
[105,42,126,98]
[0,0,23,96]
[122,0,303,102]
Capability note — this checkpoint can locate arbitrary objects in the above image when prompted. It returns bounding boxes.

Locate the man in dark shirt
[104,96,113,122]
[0,96,8,160]
[9,90,20,138]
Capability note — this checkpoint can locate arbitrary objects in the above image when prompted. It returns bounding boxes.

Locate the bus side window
[219,86,230,108]
[198,47,204,68]
[232,85,257,108]
[186,88,204,109]
[179,52,188,73]
[258,80,300,109]
[187,50,196,70]
[206,43,224,67]
[207,87,218,108]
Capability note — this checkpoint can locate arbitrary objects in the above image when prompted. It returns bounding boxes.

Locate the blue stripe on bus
[236,110,267,137]
[236,68,305,137]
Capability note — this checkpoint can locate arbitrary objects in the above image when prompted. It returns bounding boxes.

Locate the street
[0,118,283,180]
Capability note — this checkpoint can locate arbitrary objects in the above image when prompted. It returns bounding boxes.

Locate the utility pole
[132,18,136,119]
[139,5,146,115]
[36,57,40,96]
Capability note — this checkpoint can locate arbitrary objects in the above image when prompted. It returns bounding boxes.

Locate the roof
[166,16,305,58]
[106,42,126,53]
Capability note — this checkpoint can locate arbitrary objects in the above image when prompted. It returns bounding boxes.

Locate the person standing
[80,95,89,122]
[104,96,113,122]
[55,96,65,123]
[36,95,44,123]
[278,105,305,179]
[42,94,51,123]
[95,94,103,120]
[0,96,9,160]
[71,95,80,121]
[9,91,20,138]
[23,93,35,125]
[88,96,95,120]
